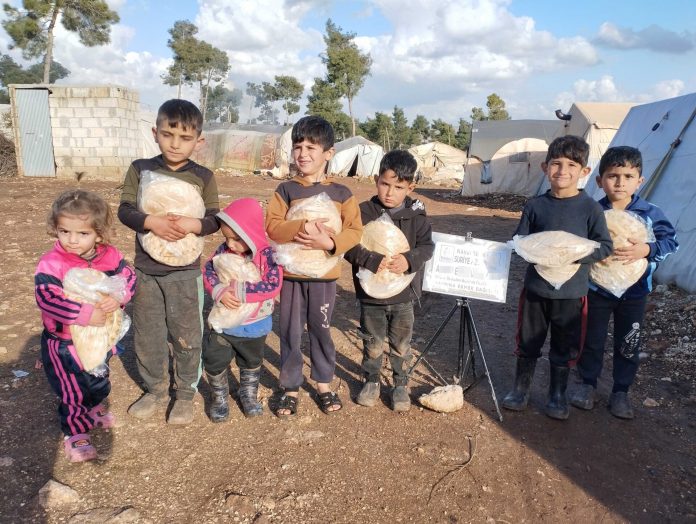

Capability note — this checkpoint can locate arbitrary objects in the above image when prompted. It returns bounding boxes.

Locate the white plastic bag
[357,213,415,299]
[63,268,131,376]
[208,253,262,333]
[512,231,600,290]
[590,209,654,297]
[272,193,343,278]
[137,170,205,266]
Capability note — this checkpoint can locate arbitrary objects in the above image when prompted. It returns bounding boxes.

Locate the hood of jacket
[216,198,269,264]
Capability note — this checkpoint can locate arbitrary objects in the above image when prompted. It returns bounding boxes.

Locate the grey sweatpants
[278,280,336,390]
[133,268,204,401]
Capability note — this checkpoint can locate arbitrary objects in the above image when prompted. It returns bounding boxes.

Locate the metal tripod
[408,297,503,421]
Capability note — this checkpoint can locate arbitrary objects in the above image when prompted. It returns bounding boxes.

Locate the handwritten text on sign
[423,232,512,303]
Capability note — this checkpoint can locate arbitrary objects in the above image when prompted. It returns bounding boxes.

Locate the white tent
[409,141,468,184]
[461,120,563,196]
[538,102,634,193]
[584,93,696,293]
[328,136,383,178]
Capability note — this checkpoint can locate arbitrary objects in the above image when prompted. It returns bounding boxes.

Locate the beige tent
[537,102,635,193]
[461,120,563,197]
[409,141,468,183]
[328,136,383,178]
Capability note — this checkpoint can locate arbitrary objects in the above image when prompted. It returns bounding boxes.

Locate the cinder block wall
[48,86,140,179]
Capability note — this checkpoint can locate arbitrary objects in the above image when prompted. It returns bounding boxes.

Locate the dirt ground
[0,174,694,523]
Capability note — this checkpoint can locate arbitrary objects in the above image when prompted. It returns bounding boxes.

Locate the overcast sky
[1,0,694,124]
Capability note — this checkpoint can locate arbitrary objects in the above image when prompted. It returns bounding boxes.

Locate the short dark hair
[598,146,643,176]
[379,149,418,182]
[156,99,203,135]
[291,116,334,150]
[545,135,590,166]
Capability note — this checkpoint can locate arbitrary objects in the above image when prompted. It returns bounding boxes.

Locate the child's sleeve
[113,256,137,305]
[403,214,435,274]
[118,163,148,233]
[236,247,283,303]
[578,205,613,263]
[647,207,679,262]
[331,194,363,256]
[199,172,220,236]
[265,190,305,243]
[35,262,94,327]
[344,206,383,273]
[514,204,532,236]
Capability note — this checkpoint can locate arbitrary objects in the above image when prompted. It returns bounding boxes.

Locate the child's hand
[171,215,202,235]
[377,255,388,272]
[294,219,336,251]
[387,253,409,274]
[96,295,120,313]
[88,307,107,326]
[219,289,241,310]
[613,239,650,264]
[145,214,187,241]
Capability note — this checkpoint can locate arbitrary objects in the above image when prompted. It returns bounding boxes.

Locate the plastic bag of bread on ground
[272,192,343,278]
[356,213,416,299]
[63,268,131,376]
[590,209,654,297]
[137,170,206,266]
[208,253,262,333]
[512,231,600,290]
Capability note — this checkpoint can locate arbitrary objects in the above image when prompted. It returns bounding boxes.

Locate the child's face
[292,139,334,180]
[152,121,204,171]
[542,157,590,197]
[220,224,249,254]
[597,164,643,207]
[374,169,415,208]
[56,213,101,258]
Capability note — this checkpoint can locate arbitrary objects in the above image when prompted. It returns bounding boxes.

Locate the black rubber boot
[206,370,230,423]
[545,365,570,420]
[502,357,537,411]
[239,367,263,417]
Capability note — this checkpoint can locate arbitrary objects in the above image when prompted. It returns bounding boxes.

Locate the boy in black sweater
[345,150,434,411]
[502,135,612,420]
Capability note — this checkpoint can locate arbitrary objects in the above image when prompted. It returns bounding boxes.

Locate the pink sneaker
[64,433,97,463]
[89,404,116,429]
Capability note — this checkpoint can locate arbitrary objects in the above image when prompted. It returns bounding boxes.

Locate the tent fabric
[461,138,549,196]
[584,93,696,293]
[468,120,564,162]
[409,141,468,182]
[328,136,383,178]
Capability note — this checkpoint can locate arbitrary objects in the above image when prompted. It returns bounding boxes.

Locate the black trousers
[203,331,265,375]
[576,289,647,392]
[516,289,587,367]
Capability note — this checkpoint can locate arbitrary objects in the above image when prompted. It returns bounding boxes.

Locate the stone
[38,479,80,509]
[418,384,464,413]
[225,494,256,516]
[643,397,659,408]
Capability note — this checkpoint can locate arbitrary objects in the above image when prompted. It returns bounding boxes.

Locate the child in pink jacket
[202,198,282,420]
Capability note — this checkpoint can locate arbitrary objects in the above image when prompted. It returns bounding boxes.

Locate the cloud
[595,22,695,53]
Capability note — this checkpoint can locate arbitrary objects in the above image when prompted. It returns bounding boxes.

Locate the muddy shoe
[356,381,380,407]
[167,399,194,425]
[609,392,634,420]
[128,393,166,420]
[570,384,596,410]
[391,386,411,412]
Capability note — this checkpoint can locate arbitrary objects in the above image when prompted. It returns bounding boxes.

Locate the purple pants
[278,280,336,389]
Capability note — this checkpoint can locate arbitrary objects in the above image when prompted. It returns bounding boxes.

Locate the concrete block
[89,128,106,138]
[71,157,85,167]
[71,128,88,138]
[55,108,74,118]
[83,137,101,148]
[52,127,70,138]
[69,118,81,128]
[99,117,120,127]
[97,98,118,108]
[96,147,116,157]
[67,98,86,108]
[92,87,111,97]
[82,118,99,128]
[101,136,120,147]
[54,156,72,168]
[69,87,90,98]
[84,157,104,167]
[74,108,91,118]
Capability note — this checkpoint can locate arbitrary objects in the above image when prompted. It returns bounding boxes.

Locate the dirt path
[0,175,693,523]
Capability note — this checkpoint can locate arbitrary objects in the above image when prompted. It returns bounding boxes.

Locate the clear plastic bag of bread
[137,170,206,266]
[63,268,131,376]
[356,213,416,299]
[208,253,262,333]
[590,209,655,297]
[272,192,343,278]
[512,231,600,289]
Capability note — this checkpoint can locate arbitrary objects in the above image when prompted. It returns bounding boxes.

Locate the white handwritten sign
[423,232,512,303]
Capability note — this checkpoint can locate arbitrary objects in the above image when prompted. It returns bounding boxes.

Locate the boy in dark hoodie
[202,198,283,420]
[345,150,434,412]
